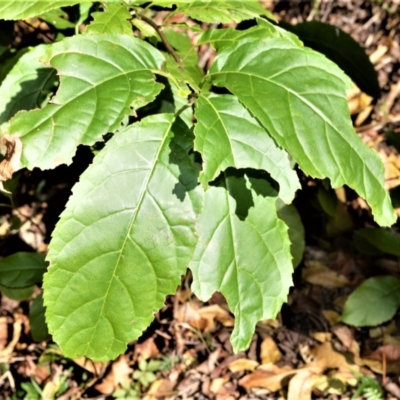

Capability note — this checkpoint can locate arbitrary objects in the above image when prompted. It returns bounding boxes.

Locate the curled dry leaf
[0,134,22,192]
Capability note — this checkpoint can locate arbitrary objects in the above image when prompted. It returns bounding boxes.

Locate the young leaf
[0,45,57,124]
[9,34,165,170]
[280,21,381,99]
[341,276,400,326]
[85,4,133,35]
[208,38,396,226]
[0,1,82,20]
[194,93,300,203]
[44,114,202,361]
[190,174,293,352]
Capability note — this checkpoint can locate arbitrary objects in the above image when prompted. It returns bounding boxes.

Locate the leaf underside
[44,114,202,361]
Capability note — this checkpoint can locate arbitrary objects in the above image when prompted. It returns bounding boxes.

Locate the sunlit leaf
[190,174,292,352]
[44,114,202,360]
[209,37,396,226]
[9,34,165,170]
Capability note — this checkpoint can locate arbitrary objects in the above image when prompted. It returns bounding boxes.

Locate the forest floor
[1,1,400,399]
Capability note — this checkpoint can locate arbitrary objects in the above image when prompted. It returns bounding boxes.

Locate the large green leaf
[190,174,292,352]
[208,38,396,226]
[341,276,400,326]
[281,21,381,99]
[0,45,57,124]
[85,4,133,35]
[44,114,202,361]
[194,94,300,203]
[8,34,165,170]
[0,1,81,20]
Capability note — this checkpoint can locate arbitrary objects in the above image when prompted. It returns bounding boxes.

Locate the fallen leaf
[322,310,341,326]
[147,378,176,397]
[0,134,22,193]
[332,325,359,356]
[312,332,332,343]
[73,357,108,377]
[95,355,133,395]
[135,337,160,362]
[303,261,349,289]
[198,304,234,331]
[260,336,281,365]
[228,358,259,373]
[238,364,294,392]
[287,368,324,400]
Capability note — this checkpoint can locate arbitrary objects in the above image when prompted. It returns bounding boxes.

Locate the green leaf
[281,21,381,99]
[40,8,76,29]
[167,0,274,23]
[341,276,400,326]
[0,45,57,124]
[198,23,301,51]
[0,252,47,289]
[190,174,293,352]
[163,29,204,89]
[353,228,400,257]
[209,37,396,227]
[85,4,133,35]
[0,286,35,301]
[9,34,165,170]
[44,114,202,361]
[0,1,81,20]
[194,94,300,203]
[30,293,51,342]
[276,200,305,268]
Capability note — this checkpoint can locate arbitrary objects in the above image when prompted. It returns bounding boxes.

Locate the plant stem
[137,14,183,69]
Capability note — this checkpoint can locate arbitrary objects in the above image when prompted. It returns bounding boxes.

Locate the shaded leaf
[209,37,395,226]
[190,175,292,352]
[276,201,305,268]
[44,114,202,361]
[194,93,300,203]
[40,8,76,29]
[85,4,133,35]
[0,45,57,124]
[0,252,47,289]
[341,276,400,326]
[30,293,51,342]
[353,228,400,256]
[281,21,381,99]
[9,34,165,170]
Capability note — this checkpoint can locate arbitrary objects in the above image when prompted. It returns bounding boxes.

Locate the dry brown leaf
[332,325,359,356]
[135,337,160,362]
[228,358,259,373]
[322,310,341,326]
[95,355,133,395]
[198,304,234,332]
[303,261,350,289]
[312,332,332,343]
[73,357,109,377]
[300,342,359,371]
[147,378,176,398]
[0,134,22,193]
[0,317,8,350]
[0,313,23,362]
[260,336,281,365]
[369,44,388,63]
[209,377,228,394]
[287,368,324,400]
[238,364,294,392]
[368,343,400,363]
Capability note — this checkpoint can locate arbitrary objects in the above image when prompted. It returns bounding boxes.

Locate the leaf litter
[0,0,400,399]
